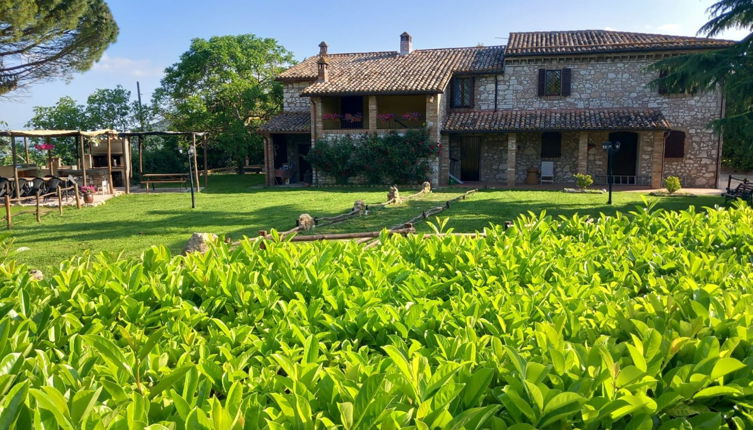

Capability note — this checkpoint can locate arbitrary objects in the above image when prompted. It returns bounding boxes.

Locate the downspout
[494,74,499,112]
[714,84,725,189]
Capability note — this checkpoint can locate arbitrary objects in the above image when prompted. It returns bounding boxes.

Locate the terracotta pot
[83,193,95,204]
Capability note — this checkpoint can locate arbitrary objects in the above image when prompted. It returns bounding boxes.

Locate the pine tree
[0,0,119,95]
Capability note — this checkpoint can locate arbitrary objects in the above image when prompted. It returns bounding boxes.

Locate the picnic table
[141,173,189,192]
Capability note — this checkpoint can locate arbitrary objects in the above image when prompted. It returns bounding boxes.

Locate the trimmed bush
[573,173,594,190]
[1,205,752,428]
[665,176,682,194]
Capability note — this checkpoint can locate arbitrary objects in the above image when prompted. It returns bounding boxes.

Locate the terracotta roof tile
[442,109,671,133]
[279,46,504,96]
[259,112,310,133]
[506,30,735,57]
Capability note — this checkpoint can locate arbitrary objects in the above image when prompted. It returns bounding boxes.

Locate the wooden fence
[3,184,81,230]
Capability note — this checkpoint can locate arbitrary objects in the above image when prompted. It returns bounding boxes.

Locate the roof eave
[504,44,736,58]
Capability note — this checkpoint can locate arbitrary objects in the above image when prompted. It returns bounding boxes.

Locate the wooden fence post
[57,187,63,215]
[5,195,11,230]
[74,184,81,209]
[35,192,41,222]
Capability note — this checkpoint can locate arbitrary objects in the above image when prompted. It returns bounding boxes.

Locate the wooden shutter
[664,130,685,157]
[538,69,546,97]
[561,68,572,96]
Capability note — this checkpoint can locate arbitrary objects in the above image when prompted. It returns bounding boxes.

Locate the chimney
[400,32,413,55]
[317,41,329,82]
[317,56,329,82]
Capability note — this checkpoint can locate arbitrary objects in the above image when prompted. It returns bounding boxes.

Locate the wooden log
[203,137,209,188]
[57,187,63,215]
[5,195,11,230]
[192,134,200,192]
[124,136,131,194]
[35,192,41,222]
[24,136,29,163]
[74,183,81,209]
[79,135,88,187]
[138,136,144,180]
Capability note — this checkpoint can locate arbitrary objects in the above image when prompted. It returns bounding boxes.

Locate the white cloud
[92,54,164,78]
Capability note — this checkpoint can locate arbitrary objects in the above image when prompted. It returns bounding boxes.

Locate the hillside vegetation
[0,203,751,428]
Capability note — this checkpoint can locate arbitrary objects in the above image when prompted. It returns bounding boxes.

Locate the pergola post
[507,133,517,187]
[124,136,131,194]
[79,134,88,187]
[138,136,143,180]
[264,133,274,186]
[23,137,29,163]
[106,134,114,194]
[11,134,19,199]
[203,136,208,188]
[191,133,200,191]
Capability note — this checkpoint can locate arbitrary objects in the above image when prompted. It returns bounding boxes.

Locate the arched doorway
[608,132,638,184]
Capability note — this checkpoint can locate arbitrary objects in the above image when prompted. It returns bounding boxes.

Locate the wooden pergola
[0,129,208,199]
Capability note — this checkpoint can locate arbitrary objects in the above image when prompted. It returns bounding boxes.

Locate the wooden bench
[141,173,189,193]
[722,175,753,204]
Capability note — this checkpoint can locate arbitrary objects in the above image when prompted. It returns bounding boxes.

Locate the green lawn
[5,174,724,269]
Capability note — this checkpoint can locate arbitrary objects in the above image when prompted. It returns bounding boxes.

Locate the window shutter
[561,68,572,96]
[538,69,546,97]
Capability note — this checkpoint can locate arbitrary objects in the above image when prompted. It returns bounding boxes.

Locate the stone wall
[283,81,312,112]
[514,132,579,184]
[479,135,507,183]
[496,56,723,187]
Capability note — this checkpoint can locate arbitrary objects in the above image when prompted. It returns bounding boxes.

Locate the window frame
[544,70,563,97]
[664,130,686,158]
[541,131,562,158]
[451,76,474,108]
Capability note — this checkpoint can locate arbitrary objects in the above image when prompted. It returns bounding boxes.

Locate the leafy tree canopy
[652,0,753,170]
[0,0,119,95]
[85,85,132,130]
[153,34,294,170]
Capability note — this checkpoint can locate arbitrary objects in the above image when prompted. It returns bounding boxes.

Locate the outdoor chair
[43,177,63,201]
[0,177,10,198]
[14,178,31,198]
[540,161,554,184]
[26,177,47,197]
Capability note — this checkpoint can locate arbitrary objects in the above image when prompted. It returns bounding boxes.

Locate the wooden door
[460,137,481,181]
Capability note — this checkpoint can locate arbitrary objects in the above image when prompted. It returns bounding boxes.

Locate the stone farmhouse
[260,30,734,188]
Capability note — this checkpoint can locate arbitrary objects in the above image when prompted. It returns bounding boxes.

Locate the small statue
[297,213,315,231]
[387,185,401,203]
[421,181,431,193]
[353,200,367,216]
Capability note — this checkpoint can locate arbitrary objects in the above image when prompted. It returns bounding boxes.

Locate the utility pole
[136,81,146,131]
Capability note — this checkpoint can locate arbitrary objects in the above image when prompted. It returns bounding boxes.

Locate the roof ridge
[509,29,736,43]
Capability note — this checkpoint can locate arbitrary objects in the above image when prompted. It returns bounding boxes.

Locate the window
[451,76,474,108]
[541,132,562,158]
[658,70,697,95]
[538,68,572,97]
[664,130,686,158]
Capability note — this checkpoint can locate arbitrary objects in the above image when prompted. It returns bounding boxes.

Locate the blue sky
[0,0,748,129]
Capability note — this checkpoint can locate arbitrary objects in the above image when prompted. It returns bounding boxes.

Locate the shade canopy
[0,130,207,138]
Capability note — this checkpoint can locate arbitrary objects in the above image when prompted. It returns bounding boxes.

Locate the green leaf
[0,381,28,429]
[84,334,133,376]
[462,367,494,407]
[709,357,746,380]
[302,334,319,364]
[693,385,742,399]
[149,365,193,399]
[538,392,585,427]
[446,405,501,430]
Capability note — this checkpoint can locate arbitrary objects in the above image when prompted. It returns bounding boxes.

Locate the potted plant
[80,185,96,203]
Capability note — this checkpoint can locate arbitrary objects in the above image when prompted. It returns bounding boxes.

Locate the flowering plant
[80,185,97,194]
[377,113,395,122]
[343,113,363,123]
[322,113,341,121]
[34,143,54,151]
[401,112,423,121]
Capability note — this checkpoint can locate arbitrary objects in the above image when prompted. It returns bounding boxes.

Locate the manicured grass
[5,174,723,269]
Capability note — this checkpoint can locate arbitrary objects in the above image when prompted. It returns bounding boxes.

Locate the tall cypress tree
[0,0,119,95]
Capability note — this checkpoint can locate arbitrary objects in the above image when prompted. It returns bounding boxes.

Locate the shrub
[304,135,359,184]
[573,173,593,190]
[306,129,440,185]
[664,176,682,193]
[1,205,753,428]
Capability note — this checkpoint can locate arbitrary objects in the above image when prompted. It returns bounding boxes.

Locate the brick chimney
[317,41,329,82]
[400,32,413,55]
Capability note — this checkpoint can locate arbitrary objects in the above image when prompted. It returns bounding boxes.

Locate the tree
[85,85,132,130]
[651,0,753,170]
[153,34,294,171]
[26,96,87,163]
[0,0,119,95]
